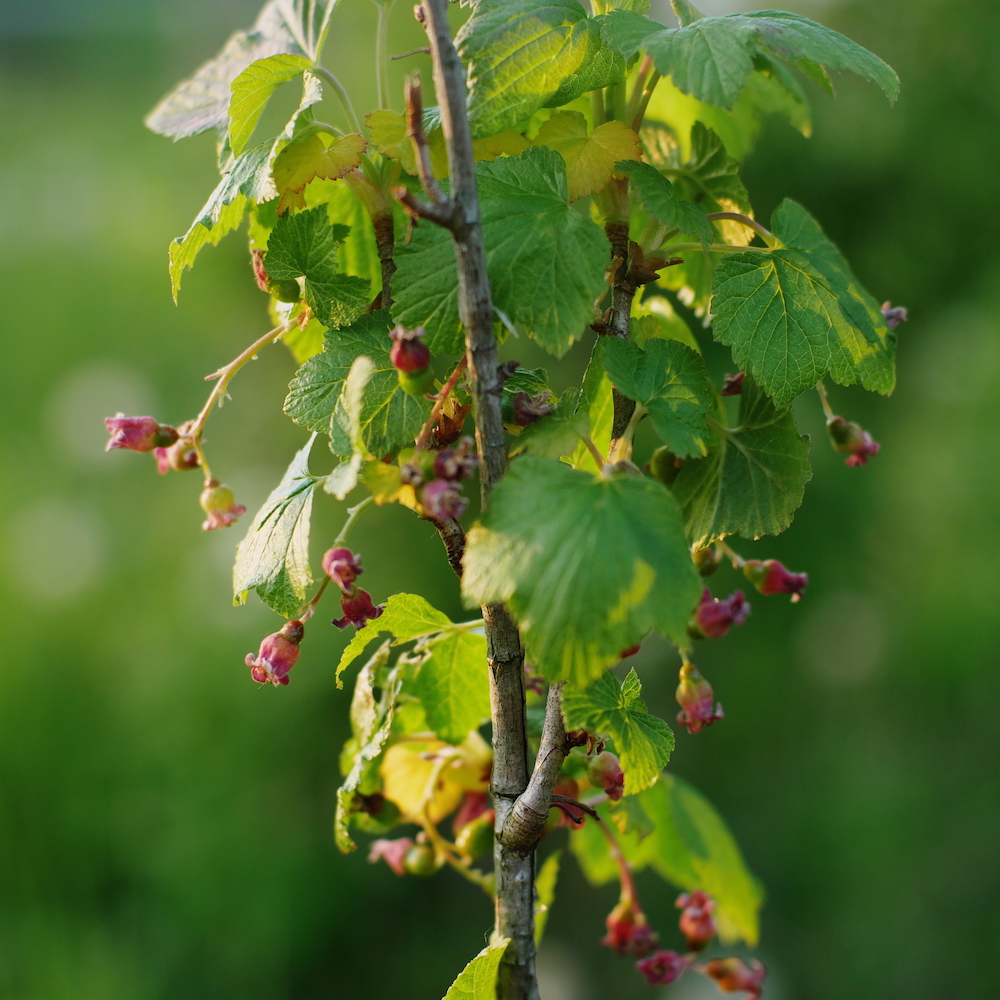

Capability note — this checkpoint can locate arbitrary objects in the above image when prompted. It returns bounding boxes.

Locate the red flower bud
[826,415,880,467]
[154,439,200,475]
[512,390,555,426]
[332,587,384,630]
[199,480,247,531]
[602,899,657,957]
[587,751,625,801]
[368,837,415,876]
[433,437,479,481]
[636,949,687,986]
[721,372,745,396]
[421,478,468,520]
[742,558,808,602]
[245,619,304,686]
[704,958,766,998]
[104,414,179,453]
[689,588,751,640]
[676,663,724,734]
[321,547,363,594]
[389,324,431,374]
[676,890,717,950]
[881,301,908,330]
[619,644,641,658]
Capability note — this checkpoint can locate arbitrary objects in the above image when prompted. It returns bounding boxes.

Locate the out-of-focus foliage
[1,0,999,998]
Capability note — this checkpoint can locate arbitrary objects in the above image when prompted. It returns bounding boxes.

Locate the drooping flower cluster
[677,891,717,950]
[388,324,431,374]
[742,558,808,602]
[199,479,247,531]
[721,372,745,396]
[323,546,385,630]
[420,436,479,522]
[245,619,305,686]
[105,414,178,453]
[587,751,625,801]
[603,898,657,957]
[689,588,751,640]
[705,958,767,998]
[826,414,881,466]
[676,662,725,734]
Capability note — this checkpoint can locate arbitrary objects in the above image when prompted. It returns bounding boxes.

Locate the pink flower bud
[368,837,415,876]
[321,547,363,594]
[331,587,384,630]
[433,437,479,481]
[881,301,908,330]
[512,390,555,426]
[636,950,687,986]
[104,414,179,453]
[826,415,880,467]
[690,588,751,640]
[676,663,724,734]
[421,478,468,520]
[245,619,304,686]
[742,558,808,602]
[704,958,767,998]
[389,324,431,373]
[587,751,625,801]
[154,439,199,475]
[676,890,717,950]
[199,479,247,531]
[721,372,745,396]
[602,899,657,957]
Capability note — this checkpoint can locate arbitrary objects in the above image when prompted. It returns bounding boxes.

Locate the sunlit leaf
[273,131,367,213]
[228,53,311,156]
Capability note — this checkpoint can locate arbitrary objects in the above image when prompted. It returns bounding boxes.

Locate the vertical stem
[605,219,639,455]
[375,0,394,111]
[417,0,535,996]
[373,213,396,308]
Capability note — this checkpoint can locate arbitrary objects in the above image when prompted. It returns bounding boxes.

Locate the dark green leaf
[615,160,713,247]
[562,668,674,795]
[393,147,607,356]
[233,435,317,616]
[457,0,624,138]
[510,389,587,460]
[672,378,811,546]
[283,312,432,458]
[462,456,701,684]
[600,333,714,458]
[711,199,895,406]
[601,7,897,110]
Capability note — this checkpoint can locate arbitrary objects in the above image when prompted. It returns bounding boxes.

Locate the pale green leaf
[284,312,431,457]
[393,147,607,356]
[228,53,312,156]
[567,348,613,473]
[615,160,713,247]
[510,389,588,460]
[534,851,561,945]
[233,435,317,617]
[711,199,895,406]
[413,631,491,744]
[457,0,623,138]
[462,456,701,684]
[335,593,457,687]
[442,941,510,1000]
[672,378,811,546]
[562,669,674,795]
[600,338,714,458]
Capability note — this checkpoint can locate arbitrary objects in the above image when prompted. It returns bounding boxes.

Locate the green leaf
[462,456,701,684]
[614,160,713,247]
[233,435,317,617]
[600,335,714,458]
[711,199,895,406]
[335,642,401,852]
[413,630,491,744]
[534,851,561,945]
[510,389,588,460]
[569,776,763,945]
[442,941,510,1000]
[393,147,607,357]
[322,355,374,500]
[266,205,369,329]
[335,592,459,687]
[600,7,897,110]
[562,669,674,795]
[168,141,273,297]
[672,377,811,546]
[567,349,613,473]
[284,312,432,457]
[144,0,335,140]
[228,53,312,156]
[457,0,624,138]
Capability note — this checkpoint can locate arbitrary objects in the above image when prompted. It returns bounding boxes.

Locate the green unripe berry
[397,367,436,398]
[648,446,682,487]
[403,842,439,877]
[455,813,495,860]
[268,279,301,303]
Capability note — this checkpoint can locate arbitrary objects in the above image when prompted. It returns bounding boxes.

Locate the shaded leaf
[534,851,561,945]
[615,160,713,247]
[672,377,811,546]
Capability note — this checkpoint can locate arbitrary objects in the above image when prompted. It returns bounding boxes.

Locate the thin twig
[392,47,430,60]
[312,65,363,134]
[415,355,468,450]
[705,211,774,244]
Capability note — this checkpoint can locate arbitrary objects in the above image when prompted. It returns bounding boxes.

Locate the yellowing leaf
[473,129,532,162]
[534,111,640,201]
[272,131,366,212]
[365,109,417,175]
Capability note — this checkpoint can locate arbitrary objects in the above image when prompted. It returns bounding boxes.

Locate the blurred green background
[1,0,997,997]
